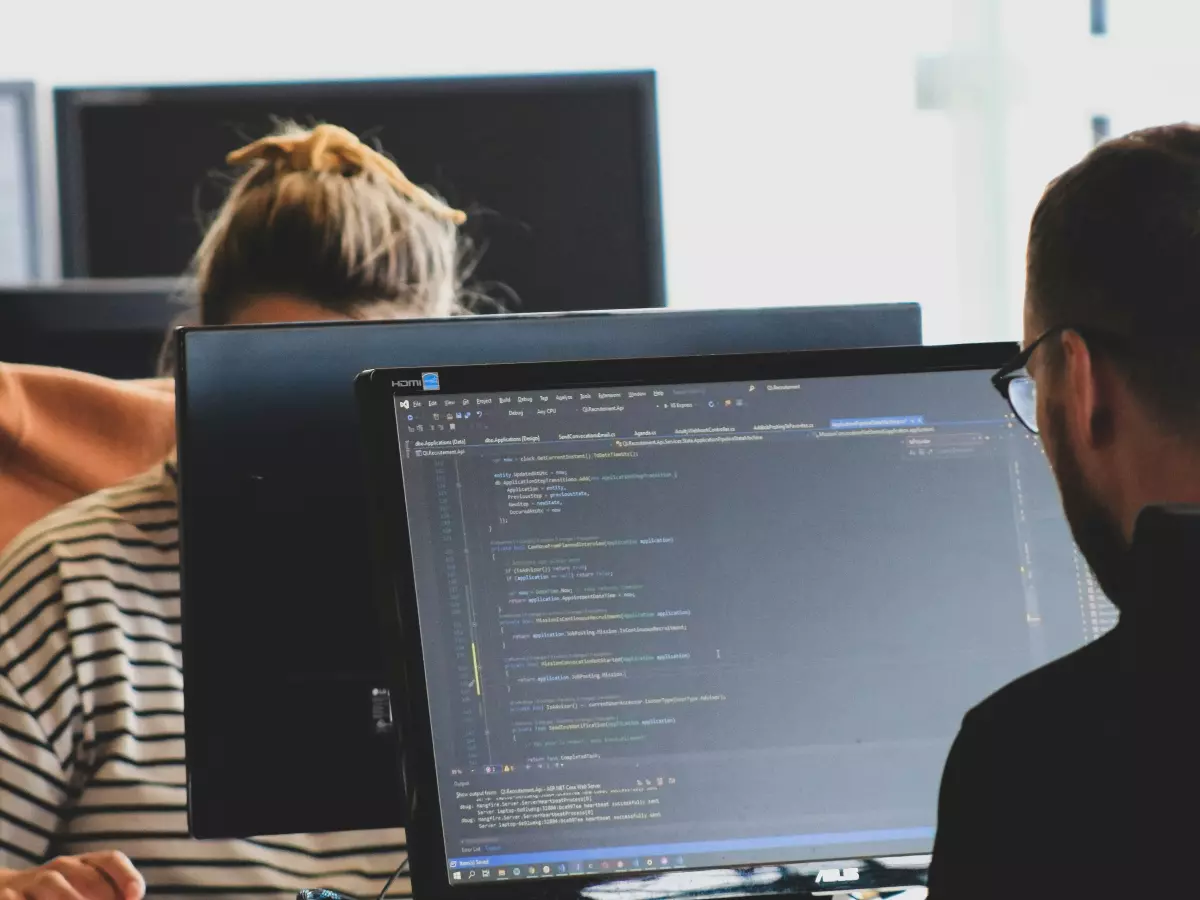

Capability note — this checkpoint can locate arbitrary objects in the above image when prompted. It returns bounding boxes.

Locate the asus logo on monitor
[814,868,859,884]
[391,373,441,391]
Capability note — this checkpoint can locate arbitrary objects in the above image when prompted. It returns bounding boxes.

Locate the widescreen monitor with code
[357,344,1117,898]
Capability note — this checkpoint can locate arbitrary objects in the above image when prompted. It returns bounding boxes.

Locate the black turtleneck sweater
[927,622,1131,898]
[928,504,1200,899]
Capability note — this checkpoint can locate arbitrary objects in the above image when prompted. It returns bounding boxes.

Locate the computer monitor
[354,343,1118,898]
[55,72,664,312]
[0,279,184,378]
[0,81,38,281]
[176,303,922,840]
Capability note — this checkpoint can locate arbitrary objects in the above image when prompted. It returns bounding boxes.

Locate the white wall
[4,0,1148,346]
[0,0,978,341]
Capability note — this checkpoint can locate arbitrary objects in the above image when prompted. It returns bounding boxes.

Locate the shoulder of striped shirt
[0,465,177,662]
[0,466,179,865]
[0,464,178,571]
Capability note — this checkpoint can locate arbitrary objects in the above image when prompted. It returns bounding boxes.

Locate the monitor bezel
[53,69,664,308]
[356,341,1017,900]
[0,279,186,377]
[174,304,923,840]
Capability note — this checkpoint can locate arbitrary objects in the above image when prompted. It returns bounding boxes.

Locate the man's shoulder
[965,627,1123,734]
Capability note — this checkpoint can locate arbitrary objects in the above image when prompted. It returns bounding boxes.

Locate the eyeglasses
[991,328,1061,434]
[992,325,1125,434]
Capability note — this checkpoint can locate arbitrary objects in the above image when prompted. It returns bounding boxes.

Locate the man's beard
[1045,404,1134,609]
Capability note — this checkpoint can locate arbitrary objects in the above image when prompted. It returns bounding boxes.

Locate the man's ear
[1060,330,1113,447]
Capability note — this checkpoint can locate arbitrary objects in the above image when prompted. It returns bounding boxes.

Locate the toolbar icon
[452,873,461,881]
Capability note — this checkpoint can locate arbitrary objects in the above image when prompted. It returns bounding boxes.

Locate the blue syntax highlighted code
[829,416,926,430]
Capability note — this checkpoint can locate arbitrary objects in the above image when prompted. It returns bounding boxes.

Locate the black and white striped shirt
[0,464,409,898]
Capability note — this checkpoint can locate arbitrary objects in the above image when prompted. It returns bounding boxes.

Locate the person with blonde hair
[0,123,473,899]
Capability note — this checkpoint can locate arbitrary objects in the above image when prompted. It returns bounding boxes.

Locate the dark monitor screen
[55,72,664,313]
[0,280,183,378]
[357,344,1117,898]
[176,304,921,840]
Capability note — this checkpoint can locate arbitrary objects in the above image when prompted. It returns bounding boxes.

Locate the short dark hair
[1028,123,1200,432]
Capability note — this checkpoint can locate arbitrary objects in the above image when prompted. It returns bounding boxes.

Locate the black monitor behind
[0,280,185,378]
[177,303,922,840]
[54,71,664,313]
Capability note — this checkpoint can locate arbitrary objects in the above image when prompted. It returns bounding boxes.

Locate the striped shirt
[0,463,409,898]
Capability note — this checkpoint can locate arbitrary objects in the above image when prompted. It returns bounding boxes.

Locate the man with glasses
[927,125,1200,897]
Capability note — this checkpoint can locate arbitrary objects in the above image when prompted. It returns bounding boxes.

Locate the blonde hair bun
[190,120,479,329]
[226,123,467,225]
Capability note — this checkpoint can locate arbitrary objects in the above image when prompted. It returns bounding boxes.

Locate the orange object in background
[0,364,175,554]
